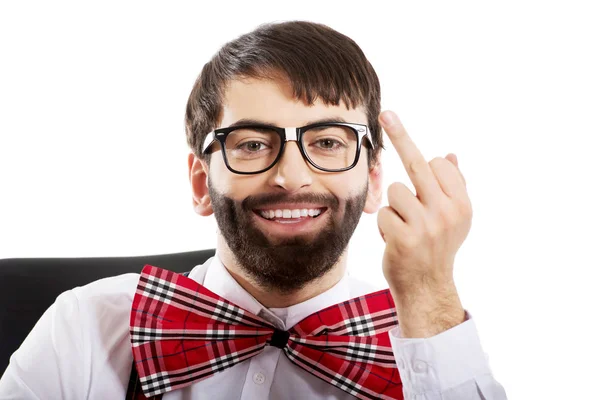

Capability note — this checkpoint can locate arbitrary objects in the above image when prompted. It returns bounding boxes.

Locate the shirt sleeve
[388,310,508,400]
[0,289,86,400]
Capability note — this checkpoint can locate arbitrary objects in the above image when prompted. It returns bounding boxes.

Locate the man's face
[192,77,381,293]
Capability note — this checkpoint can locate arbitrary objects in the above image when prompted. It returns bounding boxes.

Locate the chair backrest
[0,248,216,375]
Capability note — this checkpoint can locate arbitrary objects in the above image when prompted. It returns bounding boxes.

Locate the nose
[268,141,313,192]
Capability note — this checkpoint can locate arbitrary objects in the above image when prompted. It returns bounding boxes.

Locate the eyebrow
[229,116,350,128]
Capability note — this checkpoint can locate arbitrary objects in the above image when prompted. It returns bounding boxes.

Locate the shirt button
[253,372,266,385]
[414,360,428,372]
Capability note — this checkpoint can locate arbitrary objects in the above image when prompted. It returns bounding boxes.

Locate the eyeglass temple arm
[201,131,220,153]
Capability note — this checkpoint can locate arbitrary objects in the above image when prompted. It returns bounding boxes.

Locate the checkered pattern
[130,265,404,399]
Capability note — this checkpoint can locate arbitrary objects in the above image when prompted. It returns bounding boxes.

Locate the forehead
[219,77,368,128]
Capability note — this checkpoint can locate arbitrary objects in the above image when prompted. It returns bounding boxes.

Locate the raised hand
[377,110,471,338]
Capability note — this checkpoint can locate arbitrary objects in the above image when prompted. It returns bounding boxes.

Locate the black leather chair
[0,248,216,375]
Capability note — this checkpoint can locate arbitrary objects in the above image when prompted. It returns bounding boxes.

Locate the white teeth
[258,208,323,220]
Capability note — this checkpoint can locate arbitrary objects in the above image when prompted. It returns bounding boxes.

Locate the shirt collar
[189,252,351,330]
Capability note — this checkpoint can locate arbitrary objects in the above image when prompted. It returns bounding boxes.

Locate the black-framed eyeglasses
[201,122,373,175]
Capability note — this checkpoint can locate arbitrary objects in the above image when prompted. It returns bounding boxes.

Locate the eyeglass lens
[223,126,358,172]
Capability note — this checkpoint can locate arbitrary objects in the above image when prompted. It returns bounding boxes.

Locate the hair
[184,20,384,168]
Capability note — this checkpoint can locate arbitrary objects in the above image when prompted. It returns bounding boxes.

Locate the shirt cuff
[388,309,491,395]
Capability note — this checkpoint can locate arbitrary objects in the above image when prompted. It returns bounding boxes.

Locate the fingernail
[381,111,399,126]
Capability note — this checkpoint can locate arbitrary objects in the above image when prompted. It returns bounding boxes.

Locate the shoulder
[50,272,142,342]
[3,273,143,398]
[70,273,143,391]
[70,272,140,306]
[42,272,141,323]
[67,272,141,341]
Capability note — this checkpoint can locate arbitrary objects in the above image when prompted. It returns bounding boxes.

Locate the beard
[207,179,368,294]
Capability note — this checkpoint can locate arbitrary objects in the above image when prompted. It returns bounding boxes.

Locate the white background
[1,1,599,398]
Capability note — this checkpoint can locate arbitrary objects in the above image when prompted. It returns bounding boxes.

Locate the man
[0,21,507,399]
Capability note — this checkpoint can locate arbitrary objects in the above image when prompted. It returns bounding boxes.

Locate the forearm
[391,283,466,338]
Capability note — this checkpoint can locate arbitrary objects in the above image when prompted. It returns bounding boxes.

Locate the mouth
[251,206,329,234]
[253,207,328,222]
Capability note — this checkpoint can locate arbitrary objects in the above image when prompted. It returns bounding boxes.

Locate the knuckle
[398,234,420,250]
[426,223,444,239]
[426,211,450,236]
[440,207,457,225]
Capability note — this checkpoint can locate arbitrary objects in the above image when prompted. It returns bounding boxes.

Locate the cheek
[208,156,244,191]
[211,170,269,200]
[337,163,369,193]
[324,176,361,204]
[229,179,264,197]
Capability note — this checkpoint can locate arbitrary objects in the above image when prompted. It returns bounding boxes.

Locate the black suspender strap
[125,270,191,400]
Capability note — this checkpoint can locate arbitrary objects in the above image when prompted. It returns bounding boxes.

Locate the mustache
[242,192,340,212]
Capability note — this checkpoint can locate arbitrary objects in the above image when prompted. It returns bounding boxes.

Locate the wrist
[389,282,465,338]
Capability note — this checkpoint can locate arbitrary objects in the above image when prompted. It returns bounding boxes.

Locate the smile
[256,207,326,220]
[252,207,329,230]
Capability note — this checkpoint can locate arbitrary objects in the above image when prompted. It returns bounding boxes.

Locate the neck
[216,235,347,308]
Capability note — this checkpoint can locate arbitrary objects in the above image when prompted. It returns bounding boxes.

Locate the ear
[188,152,213,216]
[363,159,383,214]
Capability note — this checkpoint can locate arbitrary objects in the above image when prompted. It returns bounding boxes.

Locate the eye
[237,141,269,152]
[226,127,279,154]
[312,138,346,151]
[318,139,338,149]
[304,126,353,152]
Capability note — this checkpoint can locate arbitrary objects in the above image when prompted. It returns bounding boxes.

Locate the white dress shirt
[0,254,507,399]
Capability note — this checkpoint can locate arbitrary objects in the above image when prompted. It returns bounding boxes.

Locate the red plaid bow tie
[130,265,404,399]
